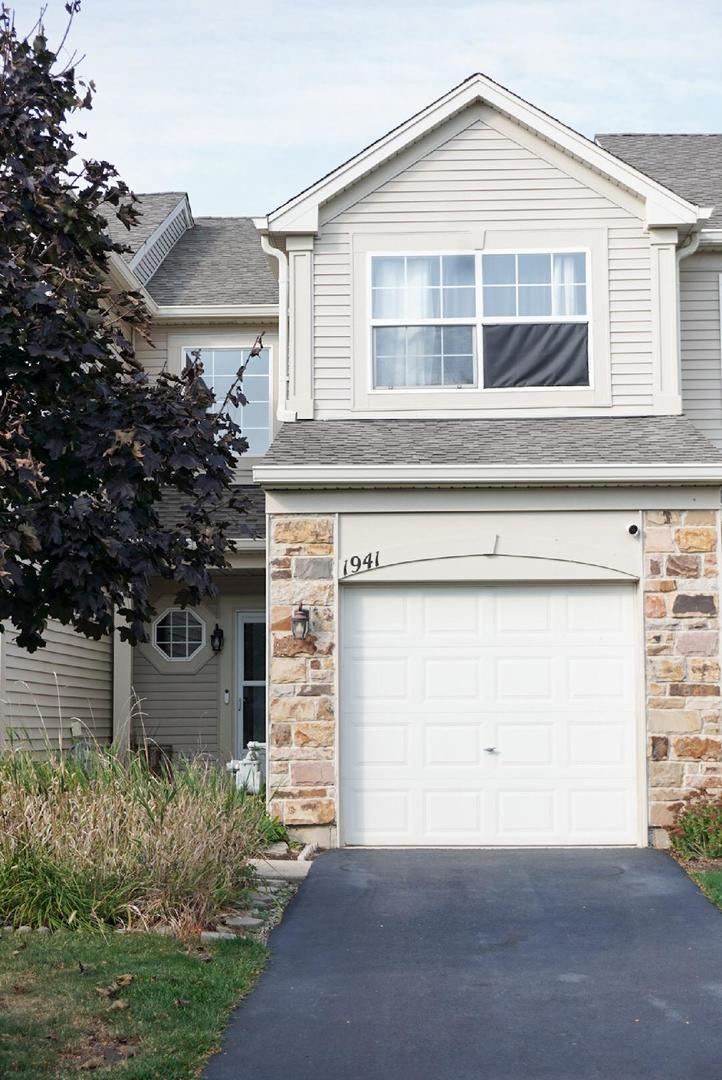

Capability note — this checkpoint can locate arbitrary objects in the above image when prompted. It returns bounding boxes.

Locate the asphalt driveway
[204,849,722,1080]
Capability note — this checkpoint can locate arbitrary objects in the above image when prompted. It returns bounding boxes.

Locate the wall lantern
[291,602,310,640]
[210,623,225,653]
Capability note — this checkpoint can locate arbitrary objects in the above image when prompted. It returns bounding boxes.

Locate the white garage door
[340,583,640,846]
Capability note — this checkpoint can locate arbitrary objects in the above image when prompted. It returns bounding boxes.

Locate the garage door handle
[483,746,498,754]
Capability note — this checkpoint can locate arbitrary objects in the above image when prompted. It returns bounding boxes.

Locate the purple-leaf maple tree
[0,5,253,650]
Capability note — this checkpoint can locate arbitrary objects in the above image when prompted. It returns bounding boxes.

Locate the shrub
[669,788,722,860]
[0,747,273,931]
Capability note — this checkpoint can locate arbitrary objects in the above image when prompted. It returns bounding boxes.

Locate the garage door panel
[423,791,482,837]
[424,657,480,699]
[345,654,409,700]
[341,584,640,846]
[494,589,554,635]
[424,724,480,766]
[422,591,481,634]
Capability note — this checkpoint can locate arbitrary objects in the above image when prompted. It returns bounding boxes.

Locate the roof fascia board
[267,74,702,233]
[153,303,279,323]
[107,252,159,315]
[253,462,722,488]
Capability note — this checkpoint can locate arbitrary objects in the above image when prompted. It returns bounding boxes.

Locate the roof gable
[264,74,707,235]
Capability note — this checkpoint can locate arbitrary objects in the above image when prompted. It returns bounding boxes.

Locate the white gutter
[153,303,279,323]
[253,462,722,489]
[698,228,722,247]
[256,223,295,422]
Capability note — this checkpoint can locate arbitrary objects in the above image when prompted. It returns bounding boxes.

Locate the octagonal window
[153,608,205,661]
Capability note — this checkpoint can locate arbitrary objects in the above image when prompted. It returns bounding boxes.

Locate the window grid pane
[154,609,204,660]
[184,347,271,455]
[373,325,474,388]
[480,252,587,319]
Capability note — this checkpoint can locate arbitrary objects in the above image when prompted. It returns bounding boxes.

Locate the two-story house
[4,73,722,851]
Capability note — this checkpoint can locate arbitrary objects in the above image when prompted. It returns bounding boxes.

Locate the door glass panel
[243,685,266,747]
[244,622,265,681]
[239,618,266,752]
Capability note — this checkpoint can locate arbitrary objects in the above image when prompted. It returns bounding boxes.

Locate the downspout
[675,227,703,386]
[258,231,295,422]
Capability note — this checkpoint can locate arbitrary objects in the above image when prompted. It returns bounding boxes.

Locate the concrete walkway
[204,849,722,1080]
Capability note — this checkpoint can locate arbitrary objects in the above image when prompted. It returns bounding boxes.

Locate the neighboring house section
[0,622,113,752]
[1,194,279,757]
[596,134,722,451]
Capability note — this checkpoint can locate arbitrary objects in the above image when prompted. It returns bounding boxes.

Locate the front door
[236,613,266,757]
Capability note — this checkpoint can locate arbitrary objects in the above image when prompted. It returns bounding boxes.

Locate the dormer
[256,74,709,422]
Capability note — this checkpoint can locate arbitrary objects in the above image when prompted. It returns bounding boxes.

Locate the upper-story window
[183,346,271,455]
[370,252,589,391]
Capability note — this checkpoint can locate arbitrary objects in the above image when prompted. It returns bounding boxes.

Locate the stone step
[249,857,311,882]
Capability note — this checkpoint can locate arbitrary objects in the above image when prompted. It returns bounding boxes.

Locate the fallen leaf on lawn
[186,947,213,963]
[115,974,134,987]
[95,982,119,998]
[12,985,28,995]
[109,999,129,1011]
[174,998,190,1008]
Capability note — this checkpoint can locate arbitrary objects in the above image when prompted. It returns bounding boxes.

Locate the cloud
[35,0,722,214]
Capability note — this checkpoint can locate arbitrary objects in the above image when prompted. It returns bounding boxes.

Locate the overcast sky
[34,0,722,217]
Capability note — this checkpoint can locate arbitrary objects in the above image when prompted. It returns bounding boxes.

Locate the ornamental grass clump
[669,788,722,861]
[0,746,269,931]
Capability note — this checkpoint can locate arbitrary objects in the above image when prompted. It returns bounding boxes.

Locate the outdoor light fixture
[291,602,310,640]
[210,623,225,653]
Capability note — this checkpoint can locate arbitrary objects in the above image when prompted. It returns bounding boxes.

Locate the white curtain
[552,253,584,315]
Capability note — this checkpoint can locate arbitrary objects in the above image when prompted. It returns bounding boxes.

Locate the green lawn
[0,929,267,1079]
[694,870,722,912]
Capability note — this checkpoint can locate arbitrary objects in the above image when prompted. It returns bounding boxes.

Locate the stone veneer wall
[644,509,722,841]
[267,515,337,835]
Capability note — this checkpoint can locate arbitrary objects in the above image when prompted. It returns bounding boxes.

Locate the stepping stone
[250,858,311,882]
[264,841,289,857]
[223,915,264,929]
[200,930,236,943]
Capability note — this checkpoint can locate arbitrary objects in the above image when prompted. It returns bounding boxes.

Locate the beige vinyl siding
[134,326,169,377]
[130,576,265,761]
[132,650,220,758]
[680,251,722,448]
[313,116,653,415]
[1,622,113,752]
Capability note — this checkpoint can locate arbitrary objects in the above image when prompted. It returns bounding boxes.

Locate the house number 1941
[343,551,380,576]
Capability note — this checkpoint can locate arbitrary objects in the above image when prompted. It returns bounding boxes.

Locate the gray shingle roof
[156,484,265,539]
[144,218,278,306]
[264,415,722,466]
[595,134,722,226]
[102,192,187,260]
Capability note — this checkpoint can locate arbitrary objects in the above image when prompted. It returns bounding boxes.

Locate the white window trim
[152,607,206,663]
[367,248,593,395]
[235,611,266,757]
